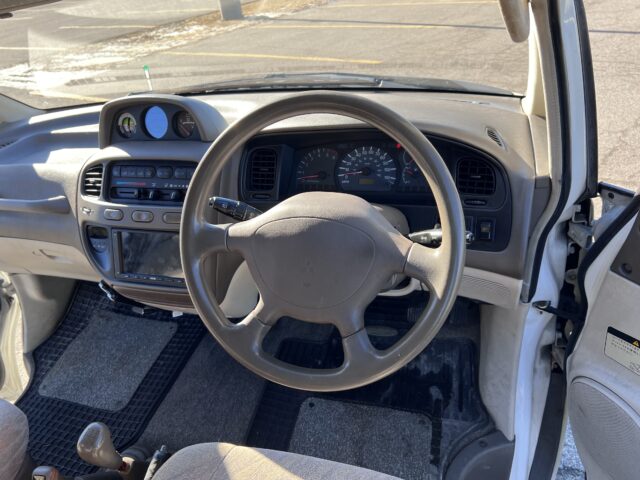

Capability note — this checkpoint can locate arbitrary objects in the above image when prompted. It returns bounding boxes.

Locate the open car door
[566,185,640,480]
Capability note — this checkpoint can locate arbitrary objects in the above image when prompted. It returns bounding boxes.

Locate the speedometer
[336,146,397,192]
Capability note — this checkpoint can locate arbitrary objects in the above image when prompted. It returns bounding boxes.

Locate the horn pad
[251,217,375,309]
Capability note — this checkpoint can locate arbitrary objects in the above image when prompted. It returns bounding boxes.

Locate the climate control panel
[108,160,197,204]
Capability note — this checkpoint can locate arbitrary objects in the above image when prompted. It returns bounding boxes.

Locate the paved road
[584,0,640,191]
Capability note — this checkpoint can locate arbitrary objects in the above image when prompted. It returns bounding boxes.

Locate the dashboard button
[132,210,154,223]
[478,220,494,241]
[112,166,121,177]
[144,167,155,178]
[157,167,173,178]
[122,166,137,177]
[162,212,181,224]
[103,208,124,221]
[174,168,187,179]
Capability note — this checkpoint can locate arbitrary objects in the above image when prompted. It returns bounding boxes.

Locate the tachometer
[337,146,397,192]
[296,147,338,191]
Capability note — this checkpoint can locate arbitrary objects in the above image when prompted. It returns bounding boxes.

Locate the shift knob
[32,466,61,480]
[77,422,123,470]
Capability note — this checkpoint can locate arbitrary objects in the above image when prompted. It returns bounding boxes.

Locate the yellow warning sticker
[605,327,640,376]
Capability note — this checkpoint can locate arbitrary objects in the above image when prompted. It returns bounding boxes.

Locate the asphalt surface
[0,1,637,477]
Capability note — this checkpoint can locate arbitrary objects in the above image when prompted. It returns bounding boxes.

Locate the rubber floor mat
[16,282,206,476]
[246,336,491,479]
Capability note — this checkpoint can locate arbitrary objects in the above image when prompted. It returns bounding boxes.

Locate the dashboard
[0,91,541,311]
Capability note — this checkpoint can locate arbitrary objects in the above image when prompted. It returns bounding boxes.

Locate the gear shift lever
[32,466,61,480]
[77,422,123,470]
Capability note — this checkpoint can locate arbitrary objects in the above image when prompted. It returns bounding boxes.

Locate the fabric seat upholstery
[0,398,29,480]
[153,442,401,480]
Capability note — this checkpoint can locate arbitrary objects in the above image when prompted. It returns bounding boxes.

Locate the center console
[78,157,199,305]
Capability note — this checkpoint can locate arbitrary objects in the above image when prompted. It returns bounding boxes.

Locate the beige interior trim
[221,262,523,319]
[459,267,522,309]
[498,0,530,43]
[521,0,564,300]
[0,274,30,402]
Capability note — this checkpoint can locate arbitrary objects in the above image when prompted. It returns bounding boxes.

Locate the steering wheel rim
[180,91,466,392]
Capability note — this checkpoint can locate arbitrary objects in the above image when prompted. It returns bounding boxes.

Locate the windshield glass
[0,0,528,109]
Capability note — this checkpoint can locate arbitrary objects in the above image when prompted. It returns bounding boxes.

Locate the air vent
[247,148,277,191]
[486,127,505,149]
[82,164,104,196]
[457,157,496,196]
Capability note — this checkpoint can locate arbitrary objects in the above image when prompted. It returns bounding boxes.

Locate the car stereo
[113,229,185,286]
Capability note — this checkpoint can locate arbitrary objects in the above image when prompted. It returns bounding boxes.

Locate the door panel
[568,204,640,480]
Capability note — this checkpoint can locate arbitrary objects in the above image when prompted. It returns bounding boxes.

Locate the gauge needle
[338,170,363,176]
[298,174,321,180]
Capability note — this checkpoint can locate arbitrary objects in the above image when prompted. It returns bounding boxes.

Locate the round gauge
[117,112,137,138]
[337,146,397,192]
[295,147,338,191]
[400,151,428,192]
[144,106,168,139]
[174,110,196,138]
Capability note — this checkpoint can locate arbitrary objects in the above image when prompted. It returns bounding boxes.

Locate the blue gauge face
[144,106,168,139]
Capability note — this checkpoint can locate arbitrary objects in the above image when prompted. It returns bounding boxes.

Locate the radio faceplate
[108,160,196,204]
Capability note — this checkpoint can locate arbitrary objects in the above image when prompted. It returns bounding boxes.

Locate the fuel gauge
[399,151,428,192]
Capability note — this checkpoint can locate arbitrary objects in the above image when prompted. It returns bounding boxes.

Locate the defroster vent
[247,148,277,191]
[82,164,104,196]
[456,157,496,195]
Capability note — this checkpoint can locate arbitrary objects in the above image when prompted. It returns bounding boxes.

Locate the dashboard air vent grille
[83,164,104,196]
[247,148,277,191]
[457,158,496,196]
[486,127,505,149]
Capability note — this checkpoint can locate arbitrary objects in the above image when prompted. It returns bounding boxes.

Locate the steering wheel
[181,91,466,392]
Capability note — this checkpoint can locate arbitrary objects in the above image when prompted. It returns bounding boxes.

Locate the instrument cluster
[294,141,429,194]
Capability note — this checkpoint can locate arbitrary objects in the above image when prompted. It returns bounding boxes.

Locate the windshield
[0,0,528,109]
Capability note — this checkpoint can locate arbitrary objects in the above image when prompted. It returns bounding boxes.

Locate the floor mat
[16,282,205,477]
[38,311,177,411]
[291,398,440,480]
[139,335,265,452]
[246,335,490,479]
